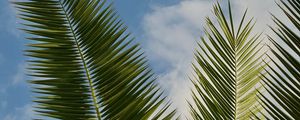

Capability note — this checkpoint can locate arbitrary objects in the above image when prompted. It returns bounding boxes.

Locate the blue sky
[0,0,180,119]
[0,0,31,119]
[0,0,287,119]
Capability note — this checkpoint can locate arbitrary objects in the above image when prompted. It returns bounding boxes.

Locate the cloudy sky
[0,0,286,119]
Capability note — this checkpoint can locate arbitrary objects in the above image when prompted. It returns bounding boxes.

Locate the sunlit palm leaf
[189,2,265,119]
[15,0,175,119]
[261,0,300,119]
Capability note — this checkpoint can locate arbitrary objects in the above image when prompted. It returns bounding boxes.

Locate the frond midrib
[234,35,238,120]
[58,1,101,119]
[190,2,264,119]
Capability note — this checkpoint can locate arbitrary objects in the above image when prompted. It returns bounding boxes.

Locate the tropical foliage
[14,0,175,119]
[260,0,300,119]
[13,0,300,120]
[189,2,265,120]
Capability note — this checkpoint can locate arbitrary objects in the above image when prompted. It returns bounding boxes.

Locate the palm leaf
[189,2,265,119]
[14,0,176,119]
[261,0,300,119]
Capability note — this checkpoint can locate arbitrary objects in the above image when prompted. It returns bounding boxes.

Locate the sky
[0,0,288,119]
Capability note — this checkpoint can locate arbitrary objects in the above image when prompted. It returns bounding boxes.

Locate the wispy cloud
[3,104,34,120]
[0,62,29,119]
[232,0,287,35]
[143,0,215,117]
[0,0,25,38]
[12,63,27,85]
[142,0,286,118]
[0,101,7,110]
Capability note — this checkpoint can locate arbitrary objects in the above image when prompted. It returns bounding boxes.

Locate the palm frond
[261,0,300,119]
[189,2,265,119]
[15,0,175,119]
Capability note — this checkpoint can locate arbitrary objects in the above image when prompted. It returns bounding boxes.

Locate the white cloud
[143,0,215,117]
[142,0,286,118]
[144,0,213,64]
[232,0,287,35]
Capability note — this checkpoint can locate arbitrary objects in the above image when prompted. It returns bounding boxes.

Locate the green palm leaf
[261,0,300,119]
[189,2,265,120]
[14,0,176,119]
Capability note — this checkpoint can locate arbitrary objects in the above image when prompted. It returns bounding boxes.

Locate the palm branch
[261,0,300,119]
[14,0,176,119]
[189,2,265,119]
